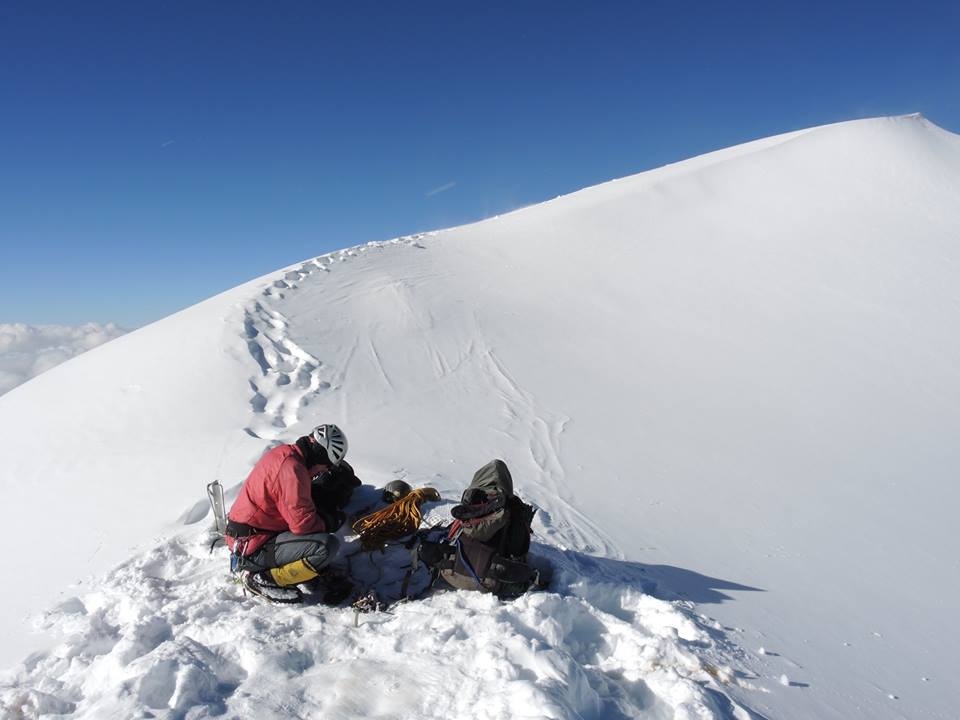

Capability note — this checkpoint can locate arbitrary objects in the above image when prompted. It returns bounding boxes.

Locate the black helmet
[382,479,413,503]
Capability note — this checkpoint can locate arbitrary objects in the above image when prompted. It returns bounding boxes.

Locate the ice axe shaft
[207,480,227,536]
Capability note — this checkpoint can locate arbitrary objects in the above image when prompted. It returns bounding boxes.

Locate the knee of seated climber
[303,536,339,574]
[321,534,341,561]
[268,536,341,587]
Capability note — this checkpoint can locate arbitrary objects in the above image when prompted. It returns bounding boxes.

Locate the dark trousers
[243,532,340,573]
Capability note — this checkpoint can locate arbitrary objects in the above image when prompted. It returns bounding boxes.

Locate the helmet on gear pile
[311,424,348,465]
[382,479,413,503]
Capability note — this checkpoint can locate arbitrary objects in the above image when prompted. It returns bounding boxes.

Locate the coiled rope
[352,487,441,551]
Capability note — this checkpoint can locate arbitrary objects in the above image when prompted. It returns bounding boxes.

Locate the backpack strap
[498,506,513,556]
[447,519,463,542]
[455,538,487,589]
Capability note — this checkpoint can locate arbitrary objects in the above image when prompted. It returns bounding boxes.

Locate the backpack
[419,460,539,598]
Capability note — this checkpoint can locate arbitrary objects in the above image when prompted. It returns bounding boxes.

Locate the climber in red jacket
[226,423,359,603]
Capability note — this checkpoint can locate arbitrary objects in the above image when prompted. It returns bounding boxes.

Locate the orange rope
[352,487,441,551]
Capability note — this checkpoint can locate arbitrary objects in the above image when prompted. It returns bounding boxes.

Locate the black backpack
[420,460,538,597]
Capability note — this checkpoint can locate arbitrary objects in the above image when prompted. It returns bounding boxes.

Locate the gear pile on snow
[418,460,546,598]
[352,486,440,551]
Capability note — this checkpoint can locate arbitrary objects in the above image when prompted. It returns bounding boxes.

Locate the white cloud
[0,323,127,396]
[425,181,456,198]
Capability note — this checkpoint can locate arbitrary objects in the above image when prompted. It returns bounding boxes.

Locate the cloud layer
[0,323,127,396]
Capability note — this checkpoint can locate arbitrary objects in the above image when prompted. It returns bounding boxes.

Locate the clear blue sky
[2,1,958,327]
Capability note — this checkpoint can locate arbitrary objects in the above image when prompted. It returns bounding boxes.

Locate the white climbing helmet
[312,423,348,465]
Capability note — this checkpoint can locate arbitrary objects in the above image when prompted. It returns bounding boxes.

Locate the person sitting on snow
[225,423,359,603]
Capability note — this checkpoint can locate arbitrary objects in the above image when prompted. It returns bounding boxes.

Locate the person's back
[225,423,356,604]
[227,443,326,555]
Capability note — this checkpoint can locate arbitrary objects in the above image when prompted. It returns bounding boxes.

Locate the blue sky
[2,1,958,327]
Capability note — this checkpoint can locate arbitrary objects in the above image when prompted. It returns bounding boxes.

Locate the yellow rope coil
[352,487,441,551]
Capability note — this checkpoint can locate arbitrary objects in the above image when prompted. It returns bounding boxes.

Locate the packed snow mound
[0,322,127,395]
[2,114,960,719]
[2,504,758,720]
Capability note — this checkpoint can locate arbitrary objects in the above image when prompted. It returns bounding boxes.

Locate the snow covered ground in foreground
[0,323,127,395]
[2,500,759,720]
[2,114,959,719]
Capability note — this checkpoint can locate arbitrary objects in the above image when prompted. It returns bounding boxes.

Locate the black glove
[312,461,361,510]
[316,506,346,533]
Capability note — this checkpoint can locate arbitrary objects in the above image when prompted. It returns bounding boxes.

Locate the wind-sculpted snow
[1,506,759,720]
[241,239,427,442]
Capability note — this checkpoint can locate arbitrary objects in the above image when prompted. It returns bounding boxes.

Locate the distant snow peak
[0,322,127,395]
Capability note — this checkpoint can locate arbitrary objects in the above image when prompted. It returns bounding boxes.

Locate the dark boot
[301,567,353,605]
[242,570,304,604]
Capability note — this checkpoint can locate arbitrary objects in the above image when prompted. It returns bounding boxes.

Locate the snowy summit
[2,114,959,720]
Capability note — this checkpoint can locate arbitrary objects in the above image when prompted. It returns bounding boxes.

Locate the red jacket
[226,443,328,556]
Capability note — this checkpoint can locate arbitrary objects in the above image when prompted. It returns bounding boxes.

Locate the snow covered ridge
[2,114,960,719]
[0,322,127,395]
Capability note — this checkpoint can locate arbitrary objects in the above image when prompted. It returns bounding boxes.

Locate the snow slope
[3,114,960,719]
